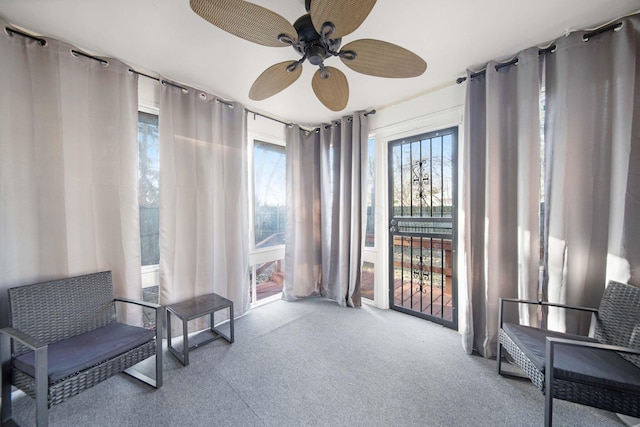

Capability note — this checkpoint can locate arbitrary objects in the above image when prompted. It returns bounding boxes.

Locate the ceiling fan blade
[249,61,303,101]
[310,0,376,39]
[312,66,349,111]
[190,0,297,47]
[340,39,427,78]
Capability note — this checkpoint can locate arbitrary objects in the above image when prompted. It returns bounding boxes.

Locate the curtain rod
[246,108,376,133]
[133,70,376,128]
[130,69,235,107]
[455,20,623,84]
[5,26,114,66]
[5,27,46,45]
[72,49,108,66]
[5,26,376,127]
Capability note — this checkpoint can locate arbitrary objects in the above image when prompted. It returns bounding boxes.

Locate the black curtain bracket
[246,109,291,127]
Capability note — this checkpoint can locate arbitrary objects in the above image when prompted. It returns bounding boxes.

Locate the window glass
[250,259,285,303]
[253,140,286,249]
[138,111,160,266]
[361,261,375,300]
[365,137,375,247]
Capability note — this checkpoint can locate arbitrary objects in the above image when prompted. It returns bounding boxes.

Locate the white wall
[139,75,159,111]
[367,83,466,332]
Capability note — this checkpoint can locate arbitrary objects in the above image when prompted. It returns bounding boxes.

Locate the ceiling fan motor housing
[293,14,341,65]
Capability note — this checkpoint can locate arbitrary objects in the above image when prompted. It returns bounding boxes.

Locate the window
[253,140,286,249]
[361,261,375,300]
[249,259,285,303]
[365,136,375,247]
[138,110,160,324]
[250,138,286,305]
[138,111,160,266]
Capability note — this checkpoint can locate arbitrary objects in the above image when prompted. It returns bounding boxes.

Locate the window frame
[138,106,160,293]
[248,133,286,306]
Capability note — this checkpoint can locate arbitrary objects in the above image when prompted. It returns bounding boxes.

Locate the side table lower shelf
[166,293,234,366]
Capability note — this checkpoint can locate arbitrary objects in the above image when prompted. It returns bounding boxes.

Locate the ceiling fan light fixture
[319,66,331,79]
[307,43,328,65]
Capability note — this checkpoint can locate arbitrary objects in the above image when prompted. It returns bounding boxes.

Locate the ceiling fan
[190,0,427,111]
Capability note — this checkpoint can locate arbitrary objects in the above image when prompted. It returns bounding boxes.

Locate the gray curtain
[284,113,369,306]
[0,19,141,327]
[543,14,640,334]
[283,125,323,300]
[159,83,249,328]
[462,48,541,356]
[320,114,369,307]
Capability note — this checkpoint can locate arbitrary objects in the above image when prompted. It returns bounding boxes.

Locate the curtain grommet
[199,92,207,101]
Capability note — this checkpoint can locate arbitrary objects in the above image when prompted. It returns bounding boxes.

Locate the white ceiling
[1,0,639,125]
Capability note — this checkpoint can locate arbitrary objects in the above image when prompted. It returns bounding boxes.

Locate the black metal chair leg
[545,339,555,427]
[35,346,48,427]
[155,306,163,388]
[1,333,12,425]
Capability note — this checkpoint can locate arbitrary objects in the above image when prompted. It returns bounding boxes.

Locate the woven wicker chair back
[594,280,640,368]
[8,271,116,356]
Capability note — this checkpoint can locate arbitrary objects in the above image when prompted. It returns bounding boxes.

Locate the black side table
[166,293,234,366]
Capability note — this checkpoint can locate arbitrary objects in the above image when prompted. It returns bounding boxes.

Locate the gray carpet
[9,298,624,426]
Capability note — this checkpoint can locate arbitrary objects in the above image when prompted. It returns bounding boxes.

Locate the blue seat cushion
[503,323,640,393]
[14,322,155,384]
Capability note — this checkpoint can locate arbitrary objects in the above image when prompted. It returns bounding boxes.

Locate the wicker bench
[497,280,640,426]
[0,271,163,426]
